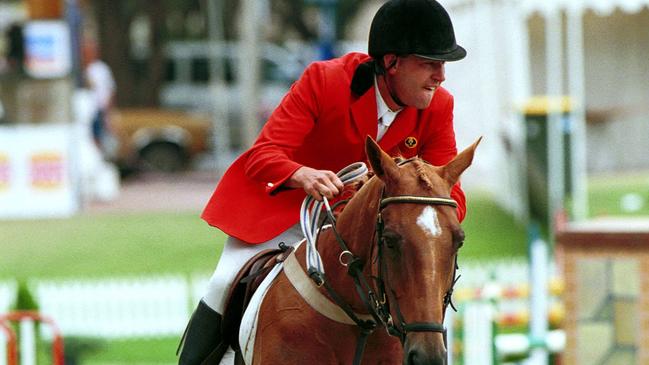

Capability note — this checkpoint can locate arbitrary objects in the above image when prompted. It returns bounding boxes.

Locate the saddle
[221,243,294,357]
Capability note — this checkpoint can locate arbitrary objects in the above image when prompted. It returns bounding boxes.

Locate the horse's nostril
[407,350,418,365]
[406,348,447,365]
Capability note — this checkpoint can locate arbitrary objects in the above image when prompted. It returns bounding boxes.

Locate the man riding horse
[178,0,468,363]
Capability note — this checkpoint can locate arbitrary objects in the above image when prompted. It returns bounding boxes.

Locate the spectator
[82,39,115,153]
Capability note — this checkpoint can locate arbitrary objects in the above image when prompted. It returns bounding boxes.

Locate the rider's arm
[242,62,343,199]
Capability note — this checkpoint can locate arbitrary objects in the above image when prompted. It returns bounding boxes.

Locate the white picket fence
[0,275,209,339]
[0,282,16,315]
[0,260,554,344]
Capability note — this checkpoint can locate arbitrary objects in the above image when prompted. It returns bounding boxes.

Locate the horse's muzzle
[403,335,447,365]
[405,349,447,365]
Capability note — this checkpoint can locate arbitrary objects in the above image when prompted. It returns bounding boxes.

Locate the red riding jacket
[202,53,466,243]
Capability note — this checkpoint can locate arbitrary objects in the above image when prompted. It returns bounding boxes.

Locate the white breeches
[202,223,304,314]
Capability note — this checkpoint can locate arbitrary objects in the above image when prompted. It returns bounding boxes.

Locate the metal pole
[445,307,454,365]
[506,0,532,223]
[566,7,589,221]
[527,5,565,365]
[544,6,565,242]
[207,0,232,174]
[64,0,84,212]
[239,0,261,148]
[528,224,549,365]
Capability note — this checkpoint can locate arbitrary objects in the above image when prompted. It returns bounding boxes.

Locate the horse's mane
[335,156,437,219]
[396,156,438,192]
[413,160,437,192]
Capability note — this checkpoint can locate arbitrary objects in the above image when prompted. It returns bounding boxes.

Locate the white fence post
[445,306,454,365]
[19,319,36,365]
[34,275,196,339]
[528,237,549,365]
[0,328,6,365]
[463,302,494,365]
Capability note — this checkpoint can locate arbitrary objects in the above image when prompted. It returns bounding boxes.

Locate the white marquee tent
[441,0,649,219]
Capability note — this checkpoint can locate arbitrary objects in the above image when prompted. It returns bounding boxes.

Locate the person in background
[0,23,25,124]
[178,0,468,364]
[82,39,116,153]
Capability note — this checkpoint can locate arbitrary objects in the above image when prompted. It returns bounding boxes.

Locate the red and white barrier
[0,311,64,365]
[0,322,17,365]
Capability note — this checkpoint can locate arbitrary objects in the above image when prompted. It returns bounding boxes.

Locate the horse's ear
[365,136,398,180]
[441,137,482,186]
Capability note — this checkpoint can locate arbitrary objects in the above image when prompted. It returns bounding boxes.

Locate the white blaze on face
[417,206,441,238]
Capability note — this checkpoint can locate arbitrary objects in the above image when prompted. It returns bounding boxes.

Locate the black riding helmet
[369,0,466,62]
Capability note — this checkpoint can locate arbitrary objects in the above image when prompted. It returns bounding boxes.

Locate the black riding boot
[177,300,228,365]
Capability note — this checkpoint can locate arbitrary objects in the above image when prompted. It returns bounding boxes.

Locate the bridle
[374,194,460,343]
[310,189,461,364]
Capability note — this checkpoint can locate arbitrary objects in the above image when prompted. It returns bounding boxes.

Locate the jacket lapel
[378,107,417,152]
[350,85,379,140]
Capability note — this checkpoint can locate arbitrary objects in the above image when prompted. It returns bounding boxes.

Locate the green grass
[0,197,527,281]
[31,337,179,365]
[587,171,649,217]
[0,212,223,281]
[461,192,527,259]
[80,338,179,365]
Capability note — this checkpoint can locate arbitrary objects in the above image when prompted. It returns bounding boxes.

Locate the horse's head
[365,136,480,365]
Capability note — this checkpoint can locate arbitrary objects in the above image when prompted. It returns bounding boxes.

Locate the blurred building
[407,0,649,219]
[0,0,119,219]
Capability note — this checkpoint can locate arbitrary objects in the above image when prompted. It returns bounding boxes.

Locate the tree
[91,0,168,107]
[88,0,371,108]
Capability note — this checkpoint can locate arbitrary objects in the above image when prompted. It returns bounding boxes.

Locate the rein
[298,162,461,365]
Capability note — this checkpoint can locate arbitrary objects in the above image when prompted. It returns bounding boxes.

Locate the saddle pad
[238,241,304,364]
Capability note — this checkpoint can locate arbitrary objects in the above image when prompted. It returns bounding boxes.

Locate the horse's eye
[382,231,402,249]
[453,228,465,250]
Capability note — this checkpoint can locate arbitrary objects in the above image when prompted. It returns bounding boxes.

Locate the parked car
[160,41,314,149]
[107,108,212,173]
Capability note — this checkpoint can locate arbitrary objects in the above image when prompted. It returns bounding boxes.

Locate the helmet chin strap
[382,73,406,109]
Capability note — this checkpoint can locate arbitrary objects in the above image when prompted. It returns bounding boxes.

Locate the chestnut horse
[246,137,479,365]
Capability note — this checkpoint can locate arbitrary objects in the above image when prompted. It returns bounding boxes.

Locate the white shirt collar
[374,76,401,127]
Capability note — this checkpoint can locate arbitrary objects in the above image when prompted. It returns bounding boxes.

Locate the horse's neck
[317,178,382,309]
[333,177,382,257]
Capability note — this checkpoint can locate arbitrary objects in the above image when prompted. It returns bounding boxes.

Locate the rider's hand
[285,166,344,201]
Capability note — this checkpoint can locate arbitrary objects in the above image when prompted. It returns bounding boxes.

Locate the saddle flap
[221,245,293,351]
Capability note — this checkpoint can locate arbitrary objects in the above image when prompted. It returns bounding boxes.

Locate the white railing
[0,261,547,339]
[0,281,16,315]
[31,275,208,339]
[0,260,563,364]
